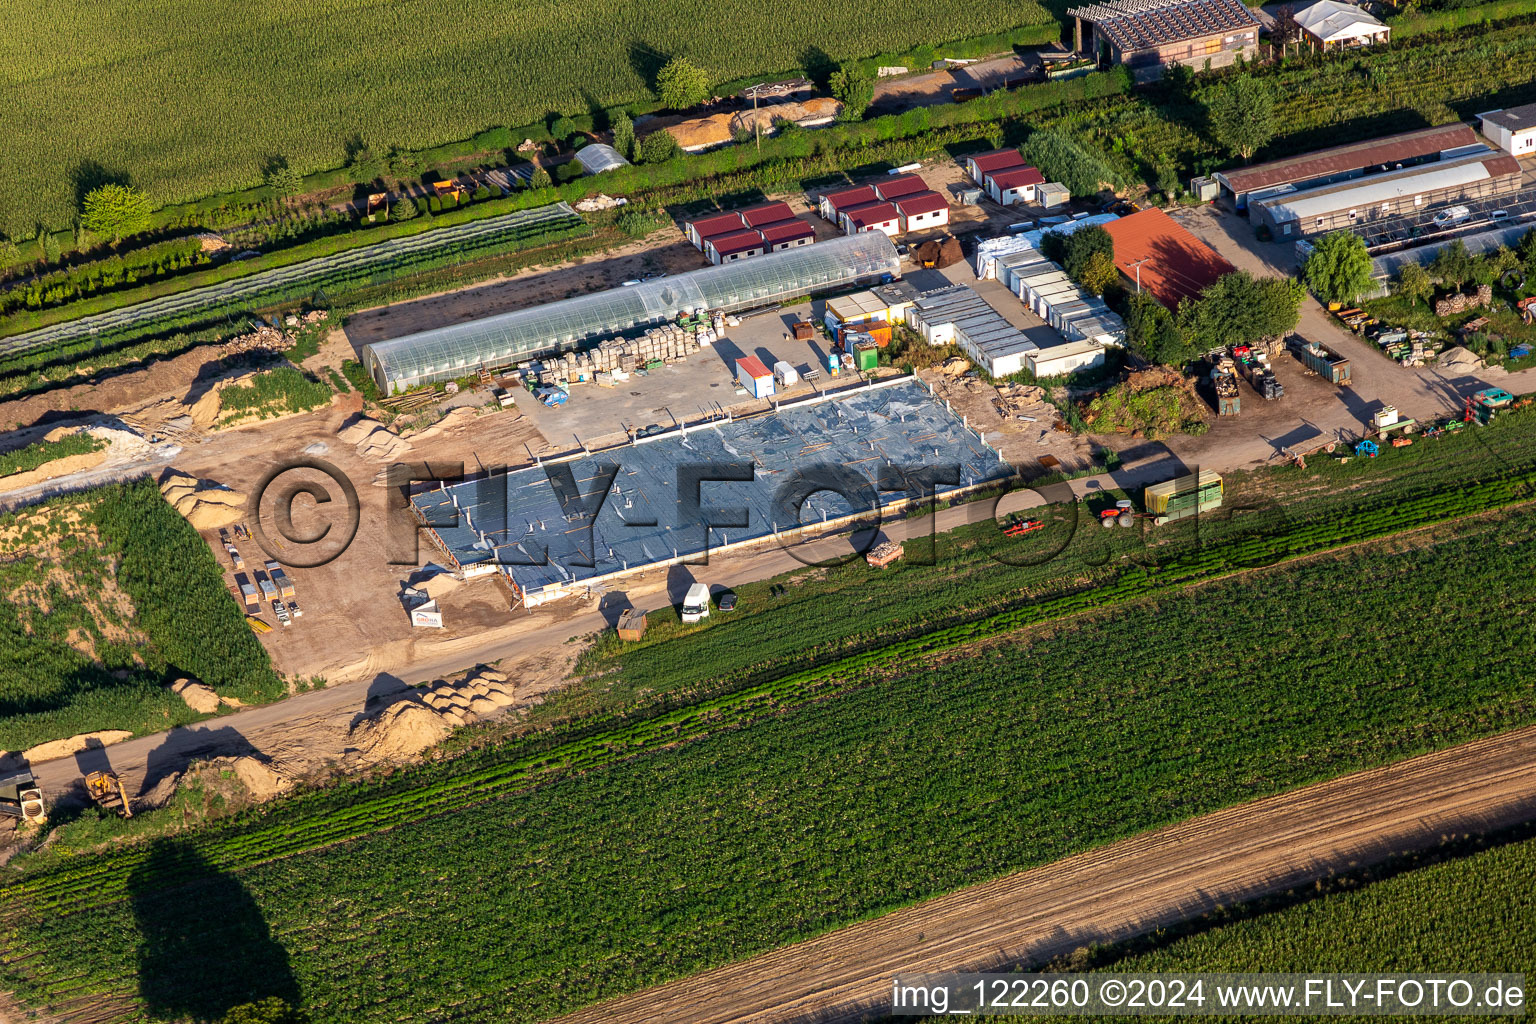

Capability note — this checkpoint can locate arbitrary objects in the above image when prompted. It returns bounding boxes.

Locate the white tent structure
[1294,0,1390,50]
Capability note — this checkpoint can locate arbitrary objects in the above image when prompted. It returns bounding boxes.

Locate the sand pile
[23,730,133,765]
[349,667,519,761]
[1438,346,1485,372]
[338,417,412,462]
[158,468,246,530]
[170,678,221,714]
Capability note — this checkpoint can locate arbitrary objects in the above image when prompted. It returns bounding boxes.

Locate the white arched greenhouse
[361,232,900,392]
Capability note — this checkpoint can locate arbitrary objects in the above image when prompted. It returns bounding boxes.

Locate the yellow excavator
[85,771,133,818]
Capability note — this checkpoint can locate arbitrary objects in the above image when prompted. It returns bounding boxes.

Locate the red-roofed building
[686,211,748,248]
[894,192,950,233]
[740,201,797,228]
[705,228,768,265]
[965,149,1027,185]
[985,166,1046,206]
[841,201,901,237]
[874,174,931,202]
[1101,208,1235,309]
[819,185,878,223]
[759,219,816,251]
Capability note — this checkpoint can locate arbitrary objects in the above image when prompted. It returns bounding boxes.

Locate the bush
[473,185,491,201]
[554,161,585,184]
[655,56,710,110]
[391,198,419,221]
[428,196,442,212]
[639,131,682,164]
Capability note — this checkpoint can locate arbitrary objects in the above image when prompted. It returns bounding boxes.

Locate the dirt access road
[551,724,1536,1024]
[24,466,1132,801]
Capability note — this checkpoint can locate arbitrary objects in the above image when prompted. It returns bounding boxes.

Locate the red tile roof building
[1101,208,1235,308]
[874,174,932,201]
[965,149,1027,184]
[986,166,1046,205]
[894,192,950,233]
[841,201,901,236]
[818,185,879,223]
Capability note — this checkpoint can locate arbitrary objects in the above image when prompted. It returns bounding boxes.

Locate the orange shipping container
[865,324,893,348]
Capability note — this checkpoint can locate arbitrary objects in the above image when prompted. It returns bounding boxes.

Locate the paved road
[549,724,1536,1024]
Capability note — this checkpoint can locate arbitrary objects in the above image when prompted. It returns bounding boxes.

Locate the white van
[681,583,711,623]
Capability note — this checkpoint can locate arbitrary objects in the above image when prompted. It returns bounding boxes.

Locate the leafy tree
[528,166,552,189]
[1125,291,1193,366]
[1020,130,1119,197]
[1303,231,1374,304]
[387,147,418,176]
[347,147,384,185]
[390,197,419,221]
[1430,239,1474,289]
[1396,260,1433,307]
[40,227,61,263]
[80,183,152,239]
[1206,76,1277,162]
[639,130,682,164]
[1271,5,1301,46]
[1487,244,1520,282]
[655,57,709,110]
[829,62,874,122]
[549,116,577,145]
[0,237,19,268]
[554,160,584,183]
[1078,249,1120,296]
[264,163,303,199]
[1178,271,1303,351]
[221,998,305,1024]
[1060,225,1115,283]
[1517,228,1536,275]
[612,110,637,161]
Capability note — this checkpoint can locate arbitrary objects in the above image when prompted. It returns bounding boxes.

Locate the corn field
[0,0,1050,235]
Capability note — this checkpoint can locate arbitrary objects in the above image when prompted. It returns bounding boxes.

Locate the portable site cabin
[736,355,775,398]
[258,578,279,602]
[240,583,260,610]
[773,360,800,387]
[1143,471,1223,525]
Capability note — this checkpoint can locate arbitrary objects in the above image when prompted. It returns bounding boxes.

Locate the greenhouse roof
[363,233,900,390]
[575,144,630,175]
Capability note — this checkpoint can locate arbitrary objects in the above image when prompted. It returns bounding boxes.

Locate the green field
[0,0,1051,234]
[4,452,1536,1021]
[1058,831,1536,1022]
[0,432,104,478]
[0,481,282,750]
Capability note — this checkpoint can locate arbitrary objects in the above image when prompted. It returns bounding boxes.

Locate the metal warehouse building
[410,377,1007,605]
[1248,149,1522,238]
[362,234,900,392]
[1213,123,1480,209]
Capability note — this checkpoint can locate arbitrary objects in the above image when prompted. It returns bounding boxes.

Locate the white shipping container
[773,361,800,387]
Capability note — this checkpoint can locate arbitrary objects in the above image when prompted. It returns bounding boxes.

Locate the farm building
[705,229,767,264]
[907,286,1040,377]
[574,144,630,175]
[1479,103,1536,157]
[759,219,816,252]
[1067,0,1260,75]
[965,149,1027,185]
[1101,208,1235,308]
[1247,149,1521,238]
[1293,0,1390,50]
[873,174,933,202]
[362,233,900,392]
[685,202,796,249]
[842,202,902,237]
[894,192,950,233]
[986,166,1047,206]
[409,378,1007,605]
[1213,123,1481,209]
[819,185,879,223]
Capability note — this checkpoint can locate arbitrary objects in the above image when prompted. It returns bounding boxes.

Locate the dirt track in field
[549,724,1536,1024]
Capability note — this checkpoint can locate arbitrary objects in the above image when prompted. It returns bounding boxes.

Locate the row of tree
[1126,272,1306,366]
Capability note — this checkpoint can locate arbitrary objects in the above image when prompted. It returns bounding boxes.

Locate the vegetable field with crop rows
[0,0,1051,233]
[1072,831,1536,1015]
[4,481,1536,1021]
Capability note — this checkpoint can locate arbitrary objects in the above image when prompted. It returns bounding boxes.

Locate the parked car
[1489,209,1510,222]
[1431,205,1471,228]
[717,591,737,612]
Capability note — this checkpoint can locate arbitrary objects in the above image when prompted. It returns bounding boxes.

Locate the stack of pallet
[530,325,713,385]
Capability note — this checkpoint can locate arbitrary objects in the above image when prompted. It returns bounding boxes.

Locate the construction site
[412,377,1009,606]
